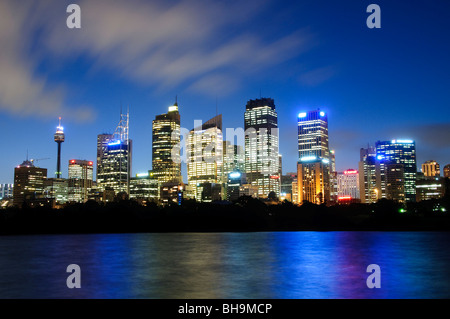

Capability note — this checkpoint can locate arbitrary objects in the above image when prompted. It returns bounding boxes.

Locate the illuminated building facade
[187,115,224,201]
[297,110,331,204]
[416,175,445,201]
[97,111,132,195]
[329,150,338,203]
[13,160,47,207]
[375,139,417,202]
[281,172,296,202]
[96,133,113,181]
[0,184,13,199]
[98,140,132,194]
[337,169,360,200]
[129,172,159,204]
[421,160,440,178]
[358,147,379,203]
[226,171,245,202]
[244,98,280,198]
[383,163,405,202]
[68,159,94,203]
[445,164,450,178]
[44,178,68,205]
[160,183,184,205]
[223,141,245,177]
[152,100,182,184]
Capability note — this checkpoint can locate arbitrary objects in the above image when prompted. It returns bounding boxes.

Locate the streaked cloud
[0,0,314,120]
[43,0,314,93]
[0,0,96,122]
[298,66,336,87]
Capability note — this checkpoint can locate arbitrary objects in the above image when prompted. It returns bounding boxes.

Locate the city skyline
[1,0,450,184]
[1,95,449,185]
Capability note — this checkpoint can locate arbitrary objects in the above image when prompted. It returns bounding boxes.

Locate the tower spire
[54,117,65,178]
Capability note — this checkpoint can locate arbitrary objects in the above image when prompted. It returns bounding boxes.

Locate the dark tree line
[1,194,450,235]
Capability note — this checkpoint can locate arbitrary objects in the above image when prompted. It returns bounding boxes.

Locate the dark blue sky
[1,0,449,184]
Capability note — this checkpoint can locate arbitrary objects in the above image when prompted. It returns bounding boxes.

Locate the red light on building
[70,160,75,164]
[344,169,358,175]
[270,175,280,179]
[88,161,93,166]
[338,196,352,201]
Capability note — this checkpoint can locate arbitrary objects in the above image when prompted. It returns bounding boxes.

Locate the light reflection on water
[0,232,449,299]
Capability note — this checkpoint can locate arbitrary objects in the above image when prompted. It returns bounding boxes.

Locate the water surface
[0,232,449,298]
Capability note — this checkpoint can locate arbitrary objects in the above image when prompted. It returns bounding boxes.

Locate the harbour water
[0,231,449,299]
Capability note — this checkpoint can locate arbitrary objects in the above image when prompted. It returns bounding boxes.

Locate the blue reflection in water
[0,232,449,298]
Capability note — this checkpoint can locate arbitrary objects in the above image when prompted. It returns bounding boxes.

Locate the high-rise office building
[44,178,68,204]
[97,133,113,182]
[281,172,296,202]
[329,150,338,203]
[297,110,331,204]
[13,159,47,207]
[337,169,360,200]
[359,147,378,203]
[68,159,94,203]
[223,141,245,177]
[383,163,405,202]
[445,164,450,178]
[129,172,159,204]
[422,160,440,178]
[152,100,182,184]
[226,171,245,202]
[0,184,13,199]
[97,110,132,195]
[187,115,224,201]
[416,174,445,201]
[244,98,280,198]
[376,139,417,202]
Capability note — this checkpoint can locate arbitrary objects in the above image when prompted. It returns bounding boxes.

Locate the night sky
[1,0,449,184]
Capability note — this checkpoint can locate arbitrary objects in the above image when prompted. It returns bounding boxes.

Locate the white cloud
[0,0,96,122]
[0,0,315,121]
[43,0,313,93]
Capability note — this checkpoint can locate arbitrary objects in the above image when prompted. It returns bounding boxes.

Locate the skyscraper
[329,149,338,203]
[54,117,65,178]
[187,115,223,201]
[97,110,132,195]
[13,159,47,207]
[44,178,68,205]
[152,100,182,184]
[129,172,159,204]
[375,139,417,202]
[337,169,360,200]
[445,164,450,178]
[96,133,113,182]
[223,141,245,177]
[0,184,13,199]
[68,159,94,203]
[359,147,378,203]
[383,163,405,202]
[297,110,331,204]
[244,98,280,198]
[422,160,440,178]
[416,175,445,201]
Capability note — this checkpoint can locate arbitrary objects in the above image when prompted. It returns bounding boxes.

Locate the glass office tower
[297,110,331,204]
[244,98,280,198]
[152,100,182,184]
[375,139,417,203]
